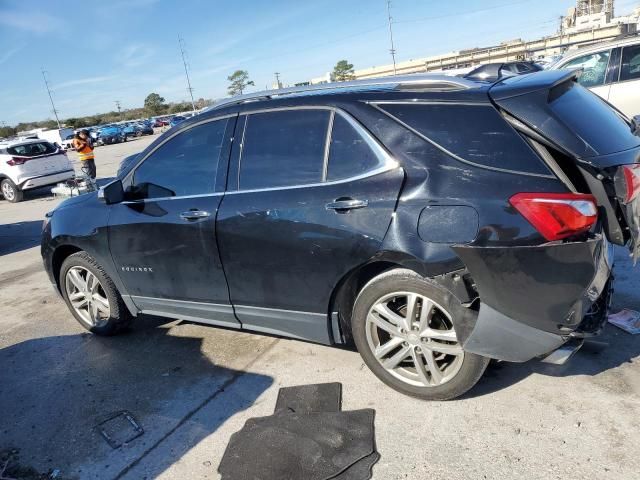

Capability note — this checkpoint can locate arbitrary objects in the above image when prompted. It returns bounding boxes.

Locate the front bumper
[452,234,614,362]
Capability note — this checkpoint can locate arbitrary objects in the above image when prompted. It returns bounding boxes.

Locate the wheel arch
[51,244,83,292]
[329,251,424,344]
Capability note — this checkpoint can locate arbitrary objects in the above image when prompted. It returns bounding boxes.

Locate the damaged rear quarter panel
[452,237,607,335]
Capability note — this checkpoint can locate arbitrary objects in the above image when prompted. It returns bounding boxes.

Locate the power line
[41,68,61,129]
[178,35,196,112]
[386,0,397,75]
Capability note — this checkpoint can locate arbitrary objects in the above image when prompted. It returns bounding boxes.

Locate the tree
[332,60,355,82]
[227,70,254,96]
[0,126,16,138]
[144,93,166,115]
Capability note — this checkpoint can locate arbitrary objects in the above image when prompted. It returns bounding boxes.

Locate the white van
[0,138,74,203]
[549,35,640,118]
[37,127,74,149]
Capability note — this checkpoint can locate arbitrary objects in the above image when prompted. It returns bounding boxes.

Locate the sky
[0,0,639,125]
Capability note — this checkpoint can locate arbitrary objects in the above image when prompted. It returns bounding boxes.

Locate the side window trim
[321,110,335,182]
[605,47,622,84]
[123,113,237,196]
[228,106,398,195]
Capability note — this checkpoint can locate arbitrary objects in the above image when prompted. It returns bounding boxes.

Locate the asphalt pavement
[1,133,639,479]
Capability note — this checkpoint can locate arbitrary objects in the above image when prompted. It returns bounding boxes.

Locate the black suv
[42,71,640,400]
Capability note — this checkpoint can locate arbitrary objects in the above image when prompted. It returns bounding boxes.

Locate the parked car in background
[549,34,640,117]
[136,123,154,136]
[122,124,141,139]
[98,125,125,145]
[61,133,76,150]
[1,138,74,202]
[169,116,186,128]
[37,127,75,149]
[43,72,639,400]
[464,61,543,81]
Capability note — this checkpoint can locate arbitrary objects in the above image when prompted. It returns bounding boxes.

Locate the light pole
[274,72,282,89]
[178,35,197,113]
[386,0,397,75]
[41,68,62,129]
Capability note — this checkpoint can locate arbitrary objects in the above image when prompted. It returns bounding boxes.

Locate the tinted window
[620,44,640,82]
[239,110,329,189]
[561,50,610,87]
[327,114,383,181]
[548,83,640,155]
[379,103,549,174]
[133,119,227,198]
[8,142,56,156]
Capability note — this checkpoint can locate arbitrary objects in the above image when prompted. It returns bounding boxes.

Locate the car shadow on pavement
[0,220,43,255]
[0,315,273,479]
[464,326,640,399]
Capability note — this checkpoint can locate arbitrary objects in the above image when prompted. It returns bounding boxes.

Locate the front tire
[352,269,489,400]
[60,252,132,335]
[1,179,23,203]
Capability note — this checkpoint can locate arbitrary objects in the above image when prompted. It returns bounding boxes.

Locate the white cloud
[0,9,63,34]
[117,44,155,67]
[53,75,119,90]
[0,46,23,65]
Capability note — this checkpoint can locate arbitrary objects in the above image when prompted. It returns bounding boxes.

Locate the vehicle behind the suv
[42,72,640,400]
[549,35,640,117]
[1,139,74,202]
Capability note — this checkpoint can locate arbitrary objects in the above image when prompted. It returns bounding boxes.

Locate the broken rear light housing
[509,192,598,241]
[614,164,640,204]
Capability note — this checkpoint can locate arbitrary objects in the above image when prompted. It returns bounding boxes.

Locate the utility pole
[386,0,397,75]
[274,72,282,89]
[178,35,196,113]
[41,68,61,129]
[115,100,122,119]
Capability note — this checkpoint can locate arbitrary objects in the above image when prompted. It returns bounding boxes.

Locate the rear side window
[8,142,56,156]
[561,50,610,87]
[620,44,640,82]
[378,103,549,175]
[132,118,228,198]
[327,114,383,181]
[239,109,330,189]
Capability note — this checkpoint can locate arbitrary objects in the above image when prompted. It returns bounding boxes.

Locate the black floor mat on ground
[218,383,379,480]
[275,382,342,414]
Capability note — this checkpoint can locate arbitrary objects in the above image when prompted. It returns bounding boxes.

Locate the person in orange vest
[73,129,96,180]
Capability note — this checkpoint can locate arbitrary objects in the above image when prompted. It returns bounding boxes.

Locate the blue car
[169,116,186,128]
[98,125,124,145]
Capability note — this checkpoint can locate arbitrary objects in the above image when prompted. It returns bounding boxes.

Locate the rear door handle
[180,210,211,221]
[325,198,369,211]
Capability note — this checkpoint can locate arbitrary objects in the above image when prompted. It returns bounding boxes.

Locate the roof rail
[205,74,476,112]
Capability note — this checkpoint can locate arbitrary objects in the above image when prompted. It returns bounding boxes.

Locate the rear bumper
[18,169,75,190]
[452,234,614,362]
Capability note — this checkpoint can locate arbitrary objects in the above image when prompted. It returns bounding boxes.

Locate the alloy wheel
[65,266,111,328]
[365,291,464,388]
[2,182,15,201]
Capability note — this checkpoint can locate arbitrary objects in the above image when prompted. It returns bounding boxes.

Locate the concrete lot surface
[1,133,639,479]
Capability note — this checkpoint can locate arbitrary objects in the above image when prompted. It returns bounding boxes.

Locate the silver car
[549,35,640,118]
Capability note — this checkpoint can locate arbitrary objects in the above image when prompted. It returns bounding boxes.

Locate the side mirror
[98,179,124,205]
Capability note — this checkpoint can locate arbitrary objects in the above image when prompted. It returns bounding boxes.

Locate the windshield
[8,141,57,156]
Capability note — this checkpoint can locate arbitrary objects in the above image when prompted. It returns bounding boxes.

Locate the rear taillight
[615,164,640,204]
[6,157,27,166]
[509,192,598,241]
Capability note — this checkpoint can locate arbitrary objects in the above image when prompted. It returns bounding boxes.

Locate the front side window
[132,118,228,199]
[239,109,330,190]
[327,114,385,181]
[561,50,610,88]
[620,44,640,82]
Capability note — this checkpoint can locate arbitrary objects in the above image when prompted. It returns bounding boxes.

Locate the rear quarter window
[8,142,56,157]
[378,103,550,175]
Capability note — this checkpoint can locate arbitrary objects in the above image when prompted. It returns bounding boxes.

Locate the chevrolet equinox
[42,71,640,400]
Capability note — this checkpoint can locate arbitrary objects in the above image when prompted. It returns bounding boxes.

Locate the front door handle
[180,210,211,221]
[325,198,369,212]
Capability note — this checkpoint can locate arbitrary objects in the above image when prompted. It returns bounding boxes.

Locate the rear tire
[1,179,23,203]
[60,251,132,335]
[351,268,489,400]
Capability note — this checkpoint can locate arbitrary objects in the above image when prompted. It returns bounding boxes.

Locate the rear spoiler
[489,70,578,101]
